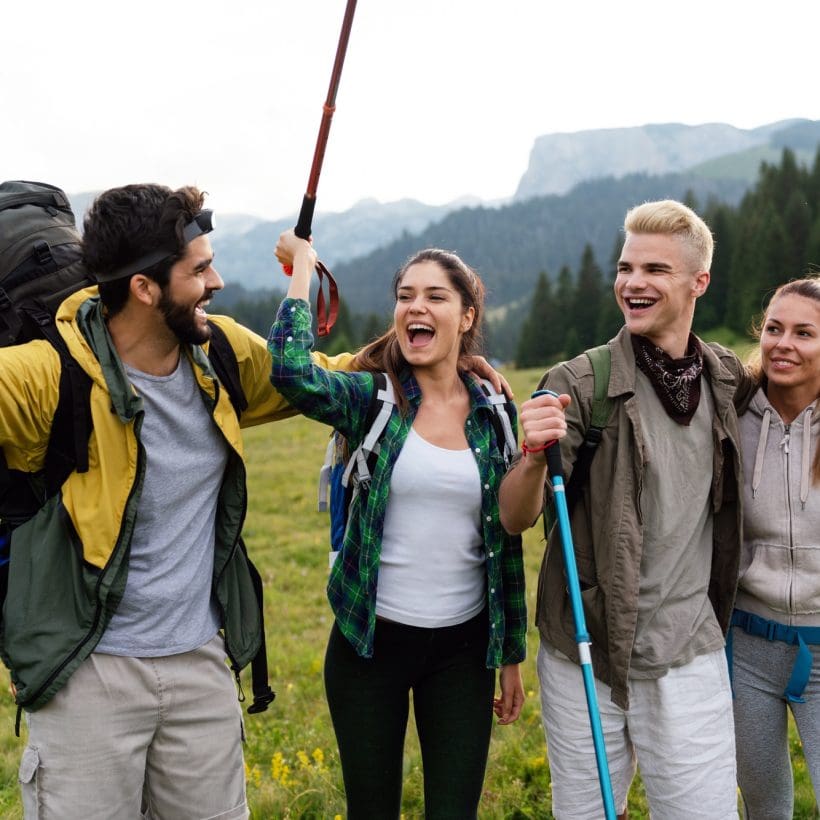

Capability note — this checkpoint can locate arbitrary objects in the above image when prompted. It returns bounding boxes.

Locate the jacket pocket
[793,547,820,616]
[560,580,608,649]
[739,542,791,614]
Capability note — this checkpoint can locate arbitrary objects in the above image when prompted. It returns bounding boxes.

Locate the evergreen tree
[358,313,389,347]
[696,202,734,331]
[782,188,813,277]
[593,232,625,341]
[572,245,605,349]
[807,147,820,211]
[806,215,820,272]
[515,272,558,368]
[727,200,787,333]
[219,291,283,337]
[554,265,575,357]
[563,326,582,360]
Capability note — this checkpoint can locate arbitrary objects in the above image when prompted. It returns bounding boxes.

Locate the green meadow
[0,365,815,818]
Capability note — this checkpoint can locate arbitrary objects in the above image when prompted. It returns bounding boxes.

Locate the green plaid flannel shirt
[269,298,526,667]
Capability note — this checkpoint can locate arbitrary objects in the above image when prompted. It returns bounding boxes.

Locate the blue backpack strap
[321,372,396,567]
[731,609,820,703]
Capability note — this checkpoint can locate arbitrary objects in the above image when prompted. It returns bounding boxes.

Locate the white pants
[538,641,738,819]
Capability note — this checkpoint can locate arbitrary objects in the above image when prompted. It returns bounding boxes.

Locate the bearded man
[2,183,351,819]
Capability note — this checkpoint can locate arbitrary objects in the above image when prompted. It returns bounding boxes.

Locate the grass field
[0,364,815,817]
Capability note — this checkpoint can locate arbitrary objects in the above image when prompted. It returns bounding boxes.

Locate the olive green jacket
[535,327,754,709]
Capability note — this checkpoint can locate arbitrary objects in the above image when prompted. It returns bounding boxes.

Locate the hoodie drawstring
[800,405,813,509]
[751,408,771,499]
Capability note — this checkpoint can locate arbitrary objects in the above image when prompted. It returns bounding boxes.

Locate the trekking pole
[533,388,617,820]
[283,0,358,336]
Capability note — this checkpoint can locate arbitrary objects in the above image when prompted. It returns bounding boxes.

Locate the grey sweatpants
[732,626,820,819]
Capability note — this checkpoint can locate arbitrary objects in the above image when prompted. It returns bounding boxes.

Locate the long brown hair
[748,276,820,484]
[354,248,486,412]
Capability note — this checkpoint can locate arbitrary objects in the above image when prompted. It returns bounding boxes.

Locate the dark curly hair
[82,184,206,316]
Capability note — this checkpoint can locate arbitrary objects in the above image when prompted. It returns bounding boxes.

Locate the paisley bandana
[631,333,703,426]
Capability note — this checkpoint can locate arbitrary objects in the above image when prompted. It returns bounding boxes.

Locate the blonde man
[501,200,753,818]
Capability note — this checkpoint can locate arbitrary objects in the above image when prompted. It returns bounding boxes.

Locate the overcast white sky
[3,1,819,220]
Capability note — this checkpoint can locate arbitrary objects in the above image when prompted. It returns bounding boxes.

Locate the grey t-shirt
[96,354,229,657]
[629,371,725,678]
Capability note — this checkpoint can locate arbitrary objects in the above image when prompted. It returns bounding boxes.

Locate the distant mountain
[211,197,476,290]
[514,119,818,200]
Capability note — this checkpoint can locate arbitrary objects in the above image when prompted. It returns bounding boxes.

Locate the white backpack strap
[343,373,396,488]
[480,378,516,465]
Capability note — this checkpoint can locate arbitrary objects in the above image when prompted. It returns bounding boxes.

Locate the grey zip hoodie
[736,386,820,626]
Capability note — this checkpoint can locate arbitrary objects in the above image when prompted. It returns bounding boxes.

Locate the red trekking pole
[284,0,357,336]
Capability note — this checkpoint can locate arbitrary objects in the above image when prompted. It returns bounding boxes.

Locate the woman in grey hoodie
[732,277,820,818]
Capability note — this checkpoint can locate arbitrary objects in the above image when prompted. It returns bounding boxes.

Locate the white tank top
[375,427,485,627]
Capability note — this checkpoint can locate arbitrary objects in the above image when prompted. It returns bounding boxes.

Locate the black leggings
[324,610,495,820]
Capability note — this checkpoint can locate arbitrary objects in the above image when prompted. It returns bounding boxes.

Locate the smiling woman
[732,276,820,818]
[267,230,566,819]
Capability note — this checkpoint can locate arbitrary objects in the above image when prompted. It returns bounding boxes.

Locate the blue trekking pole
[534,389,617,819]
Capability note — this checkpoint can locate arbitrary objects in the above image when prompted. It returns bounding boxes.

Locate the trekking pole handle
[530,389,564,480]
[282,196,316,277]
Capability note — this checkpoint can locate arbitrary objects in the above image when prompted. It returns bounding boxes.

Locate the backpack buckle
[32,240,54,269]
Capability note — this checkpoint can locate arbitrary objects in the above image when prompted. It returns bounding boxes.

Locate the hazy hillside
[212,197,476,289]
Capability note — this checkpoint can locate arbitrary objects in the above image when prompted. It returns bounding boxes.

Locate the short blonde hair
[623,199,714,272]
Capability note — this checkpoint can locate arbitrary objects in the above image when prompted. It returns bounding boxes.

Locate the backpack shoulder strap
[563,343,613,515]
[478,378,517,467]
[543,344,614,541]
[586,344,613,430]
[342,372,395,489]
[206,320,248,420]
[40,321,93,494]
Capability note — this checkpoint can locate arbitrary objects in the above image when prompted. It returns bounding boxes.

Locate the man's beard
[158,288,213,345]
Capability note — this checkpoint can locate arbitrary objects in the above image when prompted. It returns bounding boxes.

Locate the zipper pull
[781,425,790,455]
